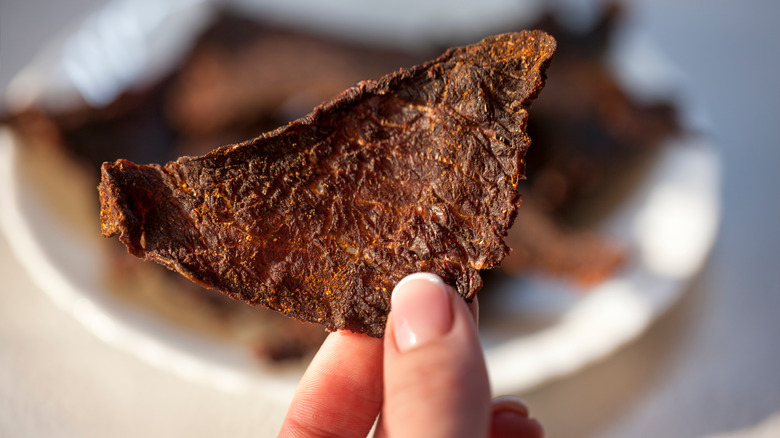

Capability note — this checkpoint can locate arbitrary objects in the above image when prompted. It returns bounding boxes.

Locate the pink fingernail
[391,273,453,352]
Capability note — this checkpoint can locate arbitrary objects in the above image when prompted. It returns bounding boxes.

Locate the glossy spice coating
[99,31,556,336]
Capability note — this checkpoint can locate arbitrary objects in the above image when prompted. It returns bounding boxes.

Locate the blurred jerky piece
[164,13,426,148]
[501,198,626,285]
[3,84,177,174]
[501,5,678,284]
[99,31,556,336]
[523,4,679,214]
[3,12,423,175]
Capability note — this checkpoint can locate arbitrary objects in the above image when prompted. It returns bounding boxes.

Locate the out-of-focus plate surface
[0,0,720,399]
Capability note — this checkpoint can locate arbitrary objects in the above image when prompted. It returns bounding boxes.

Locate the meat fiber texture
[99,31,556,337]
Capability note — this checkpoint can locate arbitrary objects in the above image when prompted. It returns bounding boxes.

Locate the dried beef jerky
[99,31,556,337]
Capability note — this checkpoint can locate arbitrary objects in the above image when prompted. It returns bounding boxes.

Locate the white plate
[0,0,720,399]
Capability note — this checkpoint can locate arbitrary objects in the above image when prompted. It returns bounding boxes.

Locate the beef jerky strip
[99,31,556,337]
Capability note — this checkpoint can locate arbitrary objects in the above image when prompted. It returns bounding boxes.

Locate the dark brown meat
[98,31,556,336]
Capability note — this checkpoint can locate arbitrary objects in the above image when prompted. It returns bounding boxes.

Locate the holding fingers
[280,273,543,438]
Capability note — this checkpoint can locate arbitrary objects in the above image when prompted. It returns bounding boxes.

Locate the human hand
[278,272,544,438]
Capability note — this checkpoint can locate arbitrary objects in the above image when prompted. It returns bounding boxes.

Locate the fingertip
[390,272,454,352]
[382,273,491,438]
[490,414,544,438]
[489,397,544,438]
[392,272,450,295]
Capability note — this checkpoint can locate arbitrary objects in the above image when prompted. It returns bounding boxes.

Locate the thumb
[380,273,491,438]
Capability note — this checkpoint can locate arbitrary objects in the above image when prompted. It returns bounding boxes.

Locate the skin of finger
[381,293,491,438]
[489,411,545,438]
[279,330,384,438]
[468,296,479,325]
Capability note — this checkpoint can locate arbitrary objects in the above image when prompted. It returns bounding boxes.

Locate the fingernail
[391,273,453,352]
[491,396,529,417]
[490,396,544,438]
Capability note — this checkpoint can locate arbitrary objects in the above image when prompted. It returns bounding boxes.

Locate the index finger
[278,330,383,438]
